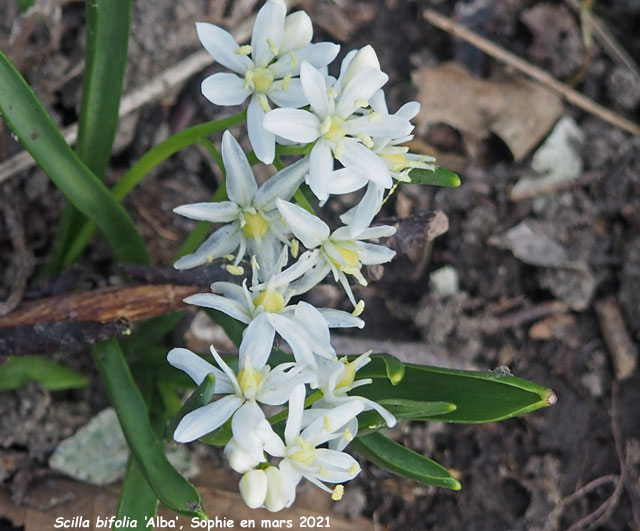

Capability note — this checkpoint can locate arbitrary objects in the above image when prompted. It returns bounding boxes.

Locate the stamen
[282,72,292,91]
[333,141,345,159]
[291,239,300,259]
[320,116,332,135]
[243,70,254,90]
[289,50,298,68]
[343,428,354,441]
[266,38,279,56]
[258,94,271,113]
[226,265,245,276]
[352,300,365,317]
[323,415,331,431]
[223,254,235,261]
[331,485,344,501]
[251,255,261,271]
[357,133,374,148]
[234,45,252,55]
[380,182,399,208]
[326,86,338,99]
[354,98,369,108]
[207,255,214,263]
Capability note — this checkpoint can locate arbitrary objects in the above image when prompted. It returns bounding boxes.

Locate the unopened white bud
[239,469,268,509]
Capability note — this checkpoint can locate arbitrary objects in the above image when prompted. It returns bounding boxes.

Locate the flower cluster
[168,0,432,511]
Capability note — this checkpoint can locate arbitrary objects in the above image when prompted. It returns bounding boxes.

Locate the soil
[2,1,640,530]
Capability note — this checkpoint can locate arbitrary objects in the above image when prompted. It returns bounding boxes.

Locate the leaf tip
[451,173,462,187]
[545,389,557,406]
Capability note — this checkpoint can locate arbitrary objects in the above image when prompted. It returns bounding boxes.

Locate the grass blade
[0,51,149,265]
[0,355,88,391]
[116,457,158,527]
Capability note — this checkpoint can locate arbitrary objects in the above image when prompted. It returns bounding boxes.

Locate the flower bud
[239,469,268,509]
[340,45,381,89]
[225,439,261,473]
[281,11,313,53]
[264,466,289,512]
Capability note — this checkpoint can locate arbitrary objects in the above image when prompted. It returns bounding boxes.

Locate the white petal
[257,419,286,457]
[293,302,334,359]
[359,396,396,427]
[318,308,364,329]
[251,0,286,67]
[268,79,308,108]
[209,345,243,396]
[268,249,319,287]
[263,109,320,143]
[280,11,313,53]
[276,199,329,248]
[301,61,329,117]
[254,157,309,209]
[302,400,365,446]
[337,49,358,85]
[173,224,241,270]
[173,201,240,222]
[222,131,258,206]
[339,141,391,188]
[307,139,334,201]
[345,114,413,139]
[265,465,296,512]
[287,261,332,297]
[328,417,358,451]
[260,364,310,405]
[210,281,248,304]
[232,401,268,461]
[314,449,361,481]
[336,68,388,118]
[285,383,306,445]
[248,95,276,164]
[358,242,396,265]
[239,469,268,508]
[239,313,275,369]
[397,101,421,120]
[325,168,368,195]
[201,73,252,106]
[184,292,252,324]
[173,394,243,442]
[196,22,252,75]
[167,348,233,394]
[338,45,381,90]
[266,313,317,367]
[225,439,262,473]
[368,89,388,114]
[341,183,384,238]
[354,224,396,240]
[270,42,340,77]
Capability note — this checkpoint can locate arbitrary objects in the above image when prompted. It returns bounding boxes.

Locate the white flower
[265,384,364,504]
[239,465,291,512]
[173,131,308,276]
[263,47,413,202]
[311,351,397,450]
[275,198,396,306]
[167,344,305,461]
[185,249,363,367]
[196,1,339,163]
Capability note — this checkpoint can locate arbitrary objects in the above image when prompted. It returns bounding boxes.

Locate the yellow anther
[267,38,279,56]
[234,45,252,55]
[343,428,354,442]
[282,72,292,91]
[323,116,346,142]
[223,254,235,261]
[331,485,344,501]
[336,360,357,390]
[258,94,271,113]
[352,300,365,317]
[253,67,274,93]
[368,111,381,122]
[242,211,269,239]
[289,50,298,68]
[354,98,369,108]
[243,70,254,90]
[207,255,214,263]
[326,86,338,99]
[253,289,285,313]
[381,152,410,172]
[291,239,300,259]
[333,141,345,159]
[357,133,374,148]
[237,367,263,396]
[226,265,245,276]
[348,464,358,476]
[323,415,331,431]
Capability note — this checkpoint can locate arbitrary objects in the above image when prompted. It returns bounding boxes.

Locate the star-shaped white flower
[263,47,413,202]
[196,0,339,163]
[173,131,308,276]
[275,198,396,306]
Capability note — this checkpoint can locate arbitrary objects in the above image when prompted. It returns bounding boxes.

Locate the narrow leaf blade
[0,355,88,391]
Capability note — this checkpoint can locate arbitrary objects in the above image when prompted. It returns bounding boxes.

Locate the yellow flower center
[321,116,347,142]
[381,152,410,172]
[253,289,285,313]
[237,367,263,397]
[253,67,274,93]
[328,244,360,270]
[242,211,269,239]
[336,359,357,390]
[290,437,316,465]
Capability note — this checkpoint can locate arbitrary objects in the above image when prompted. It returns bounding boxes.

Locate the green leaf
[17,0,35,13]
[91,339,206,518]
[0,355,88,391]
[355,353,405,385]
[76,0,131,178]
[351,432,461,490]
[116,458,158,527]
[167,374,216,439]
[358,362,556,423]
[357,400,456,435]
[0,51,149,265]
[409,166,461,187]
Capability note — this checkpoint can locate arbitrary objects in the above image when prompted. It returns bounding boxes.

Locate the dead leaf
[412,62,563,161]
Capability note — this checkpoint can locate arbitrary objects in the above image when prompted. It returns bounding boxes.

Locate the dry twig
[423,8,640,136]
